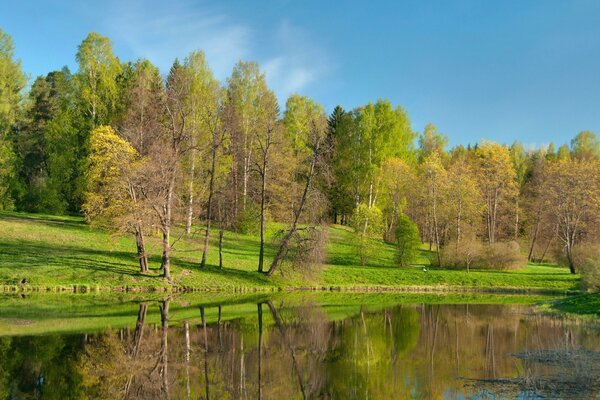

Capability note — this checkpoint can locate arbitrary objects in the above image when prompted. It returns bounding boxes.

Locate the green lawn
[0,211,581,293]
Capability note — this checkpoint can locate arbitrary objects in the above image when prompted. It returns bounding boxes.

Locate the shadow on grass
[0,239,147,281]
[0,212,88,232]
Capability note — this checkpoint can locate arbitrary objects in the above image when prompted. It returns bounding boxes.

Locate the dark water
[0,297,599,399]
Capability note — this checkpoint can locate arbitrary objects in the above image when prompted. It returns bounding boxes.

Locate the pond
[0,293,598,399]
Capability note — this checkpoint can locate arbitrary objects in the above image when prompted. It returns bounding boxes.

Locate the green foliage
[237,202,264,235]
[572,244,600,291]
[395,213,420,266]
[350,204,384,265]
[76,32,122,127]
[0,28,26,210]
[82,125,137,224]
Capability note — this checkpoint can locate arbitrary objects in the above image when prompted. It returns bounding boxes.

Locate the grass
[544,292,600,317]
[0,211,581,294]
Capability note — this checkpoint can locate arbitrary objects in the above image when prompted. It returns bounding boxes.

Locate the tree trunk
[134,223,148,273]
[161,226,171,279]
[219,226,224,269]
[527,220,540,262]
[566,242,576,274]
[258,160,267,272]
[201,144,217,268]
[185,147,196,235]
[266,153,316,277]
[161,176,175,279]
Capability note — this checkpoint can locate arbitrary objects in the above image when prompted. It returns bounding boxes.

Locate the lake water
[0,294,599,399]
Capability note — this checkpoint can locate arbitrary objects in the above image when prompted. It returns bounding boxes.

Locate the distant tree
[557,144,570,161]
[75,32,122,127]
[473,142,518,244]
[378,157,415,241]
[0,28,26,209]
[571,130,600,160]
[446,156,482,251]
[510,141,528,238]
[395,213,421,267]
[419,152,447,265]
[418,122,448,161]
[543,158,600,273]
[227,61,266,220]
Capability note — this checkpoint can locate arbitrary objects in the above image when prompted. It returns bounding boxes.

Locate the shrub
[478,241,526,270]
[395,213,421,266]
[573,244,600,291]
[443,239,525,271]
[442,237,483,272]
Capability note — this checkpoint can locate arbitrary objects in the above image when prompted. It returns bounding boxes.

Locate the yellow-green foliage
[83,125,138,223]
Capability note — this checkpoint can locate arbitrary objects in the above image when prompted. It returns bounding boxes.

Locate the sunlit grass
[0,211,580,293]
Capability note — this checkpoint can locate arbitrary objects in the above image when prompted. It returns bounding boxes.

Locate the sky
[2,0,600,147]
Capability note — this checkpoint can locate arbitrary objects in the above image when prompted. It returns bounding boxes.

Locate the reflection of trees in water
[1,301,599,399]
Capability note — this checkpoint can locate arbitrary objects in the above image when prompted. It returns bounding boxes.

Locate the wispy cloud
[83,1,332,100]
[261,20,332,100]
[99,0,251,80]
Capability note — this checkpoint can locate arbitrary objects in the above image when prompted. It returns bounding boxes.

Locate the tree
[254,88,279,272]
[571,130,600,160]
[183,51,227,269]
[510,141,528,238]
[378,157,416,241]
[418,122,448,161]
[0,28,26,209]
[543,158,600,273]
[419,152,447,266]
[327,106,357,223]
[82,125,150,272]
[446,155,481,251]
[266,95,328,276]
[395,213,421,266]
[355,100,415,209]
[140,60,192,278]
[473,142,517,244]
[227,61,266,221]
[75,32,122,127]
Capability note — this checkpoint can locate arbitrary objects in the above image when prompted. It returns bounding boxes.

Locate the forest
[1,29,599,287]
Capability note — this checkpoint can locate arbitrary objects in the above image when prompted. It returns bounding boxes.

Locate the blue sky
[2,0,600,146]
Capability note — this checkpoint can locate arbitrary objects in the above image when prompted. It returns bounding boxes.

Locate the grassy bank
[0,211,580,293]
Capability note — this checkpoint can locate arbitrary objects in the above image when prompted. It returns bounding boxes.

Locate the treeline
[1,29,599,280]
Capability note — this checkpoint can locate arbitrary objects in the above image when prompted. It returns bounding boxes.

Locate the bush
[479,241,526,270]
[573,244,600,291]
[351,204,384,266]
[395,213,421,266]
[443,239,525,271]
[443,237,483,272]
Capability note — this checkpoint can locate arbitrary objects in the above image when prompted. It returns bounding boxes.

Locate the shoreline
[0,283,579,296]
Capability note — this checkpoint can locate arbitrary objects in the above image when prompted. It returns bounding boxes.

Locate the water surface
[0,294,598,399]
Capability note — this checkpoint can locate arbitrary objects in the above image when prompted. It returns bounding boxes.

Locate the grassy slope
[0,212,580,293]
